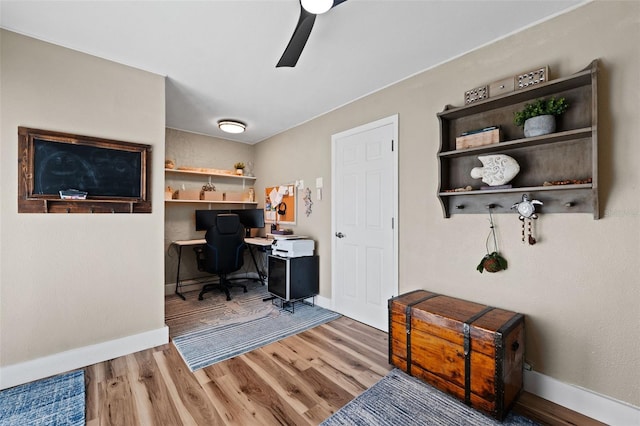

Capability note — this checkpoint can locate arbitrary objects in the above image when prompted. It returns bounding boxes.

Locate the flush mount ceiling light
[301,0,333,15]
[217,120,246,134]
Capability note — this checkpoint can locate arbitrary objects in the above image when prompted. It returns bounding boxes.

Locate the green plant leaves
[476,251,508,273]
[513,97,569,127]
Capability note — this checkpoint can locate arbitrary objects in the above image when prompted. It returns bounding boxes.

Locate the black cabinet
[268,255,319,302]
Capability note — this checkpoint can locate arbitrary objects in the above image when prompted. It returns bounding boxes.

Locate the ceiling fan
[276,0,349,68]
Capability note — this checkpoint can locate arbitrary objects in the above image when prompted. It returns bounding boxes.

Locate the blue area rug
[321,369,538,426]
[173,301,341,371]
[0,370,85,426]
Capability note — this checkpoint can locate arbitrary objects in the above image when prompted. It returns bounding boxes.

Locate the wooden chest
[388,290,524,420]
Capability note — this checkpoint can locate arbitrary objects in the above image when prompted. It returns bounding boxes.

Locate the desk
[171,237,273,300]
[244,237,274,285]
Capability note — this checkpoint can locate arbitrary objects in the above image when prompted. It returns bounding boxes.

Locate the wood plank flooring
[85,315,392,425]
[83,294,604,425]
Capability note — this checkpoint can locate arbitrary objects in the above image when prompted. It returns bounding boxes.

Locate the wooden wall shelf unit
[164,168,257,206]
[437,60,599,219]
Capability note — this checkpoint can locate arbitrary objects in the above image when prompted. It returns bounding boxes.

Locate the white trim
[165,280,200,295]
[330,114,399,331]
[0,326,169,390]
[524,369,640,425]
[312,294,332,310]
[164,271,262,296]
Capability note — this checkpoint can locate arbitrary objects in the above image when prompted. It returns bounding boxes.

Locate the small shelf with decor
[437,60,599,219]
[164,168,257,206]
[165,168,256,180]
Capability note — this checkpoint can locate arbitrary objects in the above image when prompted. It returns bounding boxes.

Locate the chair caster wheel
[226,296,231,301]
[198,295,203,301]
[243,288,248,293]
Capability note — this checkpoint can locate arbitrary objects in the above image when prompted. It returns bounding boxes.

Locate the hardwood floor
[85,315,391,425]
[83,295,604,425]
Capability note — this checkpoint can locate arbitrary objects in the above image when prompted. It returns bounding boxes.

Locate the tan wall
[0,30,166,366]
[164,128,257,286]
[255,1,640,406]
[253,123,334,296]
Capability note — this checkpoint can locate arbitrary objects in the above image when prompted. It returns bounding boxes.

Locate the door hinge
[392,217,394,229]
[391,139,394,151]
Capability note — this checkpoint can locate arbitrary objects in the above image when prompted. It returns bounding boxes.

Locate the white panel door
[332,115,398,331]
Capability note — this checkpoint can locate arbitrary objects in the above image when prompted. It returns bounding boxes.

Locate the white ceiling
[1,0,584,144]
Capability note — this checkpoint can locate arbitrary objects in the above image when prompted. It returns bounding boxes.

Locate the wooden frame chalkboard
[18,127,152,213]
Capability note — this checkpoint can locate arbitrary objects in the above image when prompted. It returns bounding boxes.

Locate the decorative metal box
[464,85,488,104]
[516,66,549,90]
[489,77,515,98]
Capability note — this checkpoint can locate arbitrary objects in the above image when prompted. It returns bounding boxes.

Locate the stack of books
[455,126,501,150]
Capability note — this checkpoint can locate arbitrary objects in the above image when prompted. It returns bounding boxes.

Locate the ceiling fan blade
[276,6,317,68]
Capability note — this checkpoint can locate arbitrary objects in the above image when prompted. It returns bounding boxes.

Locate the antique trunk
[388,290,524,420]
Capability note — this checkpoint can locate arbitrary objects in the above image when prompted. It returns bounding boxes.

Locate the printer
[271,238,314,258]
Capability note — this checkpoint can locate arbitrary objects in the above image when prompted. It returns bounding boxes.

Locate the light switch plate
[316,177,323,188]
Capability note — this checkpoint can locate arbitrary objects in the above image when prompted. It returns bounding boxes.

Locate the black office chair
[194,213,248,301]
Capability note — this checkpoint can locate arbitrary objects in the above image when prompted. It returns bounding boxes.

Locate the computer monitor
[195,209,225,231]
[230,208,265,230]
[195,208,265,235]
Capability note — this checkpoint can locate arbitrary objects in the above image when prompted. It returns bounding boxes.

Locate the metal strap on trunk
[463,306,495,405]
[493,313,524,417]
[388,290,431,363]
[404,293,440,374]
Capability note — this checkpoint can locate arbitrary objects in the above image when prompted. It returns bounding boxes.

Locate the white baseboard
[164,272,263,296]
[0,326,169,390]
[163,274,334,309]
[312,294,332,310]
[524,369,640,425]
[164,280,200,295]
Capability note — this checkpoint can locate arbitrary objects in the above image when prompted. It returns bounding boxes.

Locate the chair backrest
[203,213,246,274]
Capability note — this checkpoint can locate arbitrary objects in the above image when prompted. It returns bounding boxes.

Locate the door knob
[335,232,345,238]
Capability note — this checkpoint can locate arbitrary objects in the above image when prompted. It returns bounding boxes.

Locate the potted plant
[513,97,569,137]
[234,162,245,176]
[477,212,508,273]
[477,252,508,273]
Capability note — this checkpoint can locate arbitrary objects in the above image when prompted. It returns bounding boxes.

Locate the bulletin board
[265,184,296,225]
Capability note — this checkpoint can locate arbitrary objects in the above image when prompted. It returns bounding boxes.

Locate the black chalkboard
[33,138,142,198]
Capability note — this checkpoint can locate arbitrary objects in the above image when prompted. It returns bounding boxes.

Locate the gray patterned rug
[166,280,278,338]
[321,369,538,426]
[170,281,341,371]
[0,370,85,426]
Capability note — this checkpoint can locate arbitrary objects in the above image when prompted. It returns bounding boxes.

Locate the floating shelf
[165,168,256,180]
[165,199,257,205]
